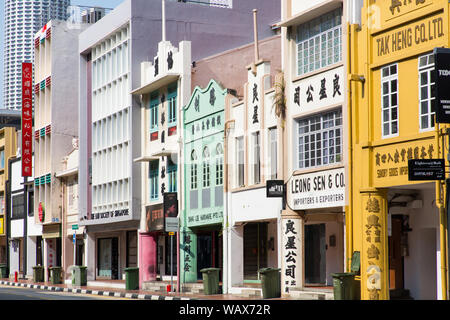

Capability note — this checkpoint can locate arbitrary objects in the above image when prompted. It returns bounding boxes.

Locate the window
[269,127,277,180]
[0,195,4,215]
[12,194,24,219]
[149,93,158,133]
[298,109,342,169]
[202,147,210,188]
[215,144,224,186]
[296,8,342,76]
[419,54,436,130]
[190,150,198,190]
[236,137,244,187]
[149,160,159,201]
[168,159,177,193]
[168,84,177,126]
[0,149,4,169]
[381,64,399,137]
[28,192,34,217]
[252,132,261,185]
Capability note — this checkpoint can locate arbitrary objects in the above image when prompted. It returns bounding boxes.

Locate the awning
[55,167,78,178]
[277,0,342,28]
[42,224,61,239]
[133,155,160,163]
[131,73,179,96]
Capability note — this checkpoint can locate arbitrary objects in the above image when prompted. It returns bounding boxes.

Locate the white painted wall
[403,188,439,300]
[228,225,243,288]
[230,187,282,225]
[324,220,344,285]
[292,0,326,16]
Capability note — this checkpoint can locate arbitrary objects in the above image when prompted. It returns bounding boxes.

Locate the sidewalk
[0,278,287,300]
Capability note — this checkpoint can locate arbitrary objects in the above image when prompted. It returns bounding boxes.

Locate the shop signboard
[408,159,445,181]
[434,47,450,124]
[288,167,346,210]
[266,180,284,198]
[146,193,178,232]
[21,62,33,177]
[146,203,164,232]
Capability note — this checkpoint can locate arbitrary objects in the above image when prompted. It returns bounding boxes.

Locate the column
[139,232,158,287]
[180,228,197,284]
[85,231,96,280]
[281,209,304,295]
[360,188,389,300]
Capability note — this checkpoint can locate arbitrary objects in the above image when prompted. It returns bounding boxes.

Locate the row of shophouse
[2,0,450,300]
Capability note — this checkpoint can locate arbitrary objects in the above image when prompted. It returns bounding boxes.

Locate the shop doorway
[243,222,268,281]
[75,239,84,266]
[197,233,212,280]
[97,237,119,280]
[165,234,177,276]
[196,231,220,280]
[305,224,326,285]
[389,215,404,291]
[36,236,43,266]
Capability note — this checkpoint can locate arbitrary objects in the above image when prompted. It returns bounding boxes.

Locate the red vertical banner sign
[22,62,33,177]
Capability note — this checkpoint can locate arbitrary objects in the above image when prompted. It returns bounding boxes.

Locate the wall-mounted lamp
[349,74,366,98]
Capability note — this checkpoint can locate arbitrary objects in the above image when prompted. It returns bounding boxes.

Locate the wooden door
[389,216,403,289]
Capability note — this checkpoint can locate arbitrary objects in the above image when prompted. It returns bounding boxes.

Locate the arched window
[215,143,223,186]
[190,150,197,190]
[202,147,210,188]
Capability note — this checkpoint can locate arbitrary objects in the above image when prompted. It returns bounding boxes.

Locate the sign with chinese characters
[373,139,437,187]
[183,233,194,275]
[292,66,343,113]
[408,159,445,181]
[281,218,302,293]
[434,47,450,123]
[384,0,431,21]
[146,204,164,232]
[22,62,33,177]
[288,168,346,210]
[362,192,388,300]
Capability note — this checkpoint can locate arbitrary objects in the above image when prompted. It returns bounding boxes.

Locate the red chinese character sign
[22,62,33,177]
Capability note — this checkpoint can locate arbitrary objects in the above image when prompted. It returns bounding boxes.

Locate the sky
[0,0,125,108]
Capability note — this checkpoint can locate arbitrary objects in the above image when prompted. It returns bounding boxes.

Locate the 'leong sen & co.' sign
[288,168,346,210]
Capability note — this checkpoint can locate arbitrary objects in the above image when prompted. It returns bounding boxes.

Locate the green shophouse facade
[181,80,227,283]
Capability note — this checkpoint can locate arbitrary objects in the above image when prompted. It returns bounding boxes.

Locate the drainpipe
[22,177,27,279]
[436,120,448,300]
[346,22,354,272]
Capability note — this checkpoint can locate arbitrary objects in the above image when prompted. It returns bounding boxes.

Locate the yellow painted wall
[0,127,17,236]
[348,0,449,299]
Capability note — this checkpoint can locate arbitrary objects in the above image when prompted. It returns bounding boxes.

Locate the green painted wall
[181,79,226,283]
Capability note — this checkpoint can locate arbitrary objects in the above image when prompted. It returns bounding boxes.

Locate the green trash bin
[259,268,281,299]
[32,266,44,282]
[49,267,62,284]
[200,268,221,295]
[332,251,361,300]
[72,266,87,286]
[124,267,139,290]
[0,264,7,279]
[331,272,360,300]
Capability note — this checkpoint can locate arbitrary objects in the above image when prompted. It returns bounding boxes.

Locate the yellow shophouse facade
[349,0,450,300]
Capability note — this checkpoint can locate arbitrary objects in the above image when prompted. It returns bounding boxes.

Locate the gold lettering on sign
[375,144,435,180]
[376,16,444,57]
[366,198,380,213]
[389,0,426,16]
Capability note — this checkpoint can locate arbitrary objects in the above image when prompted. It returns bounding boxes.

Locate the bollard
[14,271,18,282]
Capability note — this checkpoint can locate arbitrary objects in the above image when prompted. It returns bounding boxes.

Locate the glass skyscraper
[3,0,70,110]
